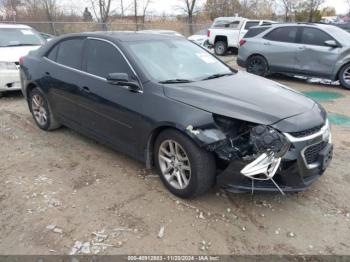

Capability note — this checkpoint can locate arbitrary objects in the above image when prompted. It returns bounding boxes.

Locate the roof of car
[61,31,184,42]
[0,23,32,29]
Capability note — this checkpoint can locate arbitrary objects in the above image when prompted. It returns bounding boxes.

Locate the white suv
[0,24,45,97]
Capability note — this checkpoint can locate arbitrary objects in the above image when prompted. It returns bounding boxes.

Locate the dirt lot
[0,56,350,255]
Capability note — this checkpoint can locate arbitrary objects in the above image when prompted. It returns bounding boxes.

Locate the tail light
[19,56,25,65]
[207,29,210,37]
[239,39,246,47]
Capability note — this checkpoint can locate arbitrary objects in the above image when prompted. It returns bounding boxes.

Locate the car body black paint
[20,32,332,193]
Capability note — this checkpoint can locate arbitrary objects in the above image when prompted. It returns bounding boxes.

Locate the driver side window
[84,39,132,79]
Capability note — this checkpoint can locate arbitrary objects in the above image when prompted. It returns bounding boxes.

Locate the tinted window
[56,39,84,69]
[213,20,240,29]
[301,27,334,46]
[47,45,58,61]
[245,21,259,30]
[85,39,132,78]
[264,27,298,43]
[244,27,270,38]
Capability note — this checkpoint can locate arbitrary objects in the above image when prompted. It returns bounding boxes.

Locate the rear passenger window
[301,27,334,46]
[244,27,270,38]
[264,27,298,43]
[56,38,84,69]
[84,39,132,78]
[244,21,259,30]
[46,44,58,61]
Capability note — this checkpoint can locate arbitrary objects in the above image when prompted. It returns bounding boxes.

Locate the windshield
[325,25,350,44]
[128,39,233,82]
[0,28,44,47]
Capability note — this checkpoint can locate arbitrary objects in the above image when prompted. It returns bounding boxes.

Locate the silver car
[237,23,350,89]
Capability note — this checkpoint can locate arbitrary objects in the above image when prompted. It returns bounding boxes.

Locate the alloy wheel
[342,66,350,85]
[158,139,191,190]
[248,58,265,76]
[31,94,48,126]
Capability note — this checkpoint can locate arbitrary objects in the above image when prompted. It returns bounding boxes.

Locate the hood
[188,35,207,41]
[163,71,316,126]
[0,46,40,62]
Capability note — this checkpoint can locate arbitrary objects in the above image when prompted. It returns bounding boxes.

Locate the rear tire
[246,55,269,77]
[339,63,350,90]
[214,41,228,56]
[28,88,61,131]
[154,129,216,198]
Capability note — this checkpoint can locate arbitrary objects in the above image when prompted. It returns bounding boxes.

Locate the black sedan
[20,32,333,198]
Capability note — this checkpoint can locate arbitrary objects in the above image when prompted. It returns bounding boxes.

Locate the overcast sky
[62,0,350,16]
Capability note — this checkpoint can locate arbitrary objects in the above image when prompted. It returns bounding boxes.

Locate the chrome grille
[290,124,323,138]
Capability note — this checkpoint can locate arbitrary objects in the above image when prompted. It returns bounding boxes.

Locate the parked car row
[18,31,333,198]
[238,23,350,90]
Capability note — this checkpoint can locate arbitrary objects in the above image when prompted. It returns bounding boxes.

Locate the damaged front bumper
[217,121,333,194]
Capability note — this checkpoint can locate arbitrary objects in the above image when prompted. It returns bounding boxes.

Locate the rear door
[296,27,341,78]
[78,38,144,156]
[262,26,299,72]
[44,37,85,125]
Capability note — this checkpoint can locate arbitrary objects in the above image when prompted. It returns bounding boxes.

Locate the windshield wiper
[159,79,194,84]
[202,73,233,81]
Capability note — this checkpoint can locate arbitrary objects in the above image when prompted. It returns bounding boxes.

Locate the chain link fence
[1,20,211,37]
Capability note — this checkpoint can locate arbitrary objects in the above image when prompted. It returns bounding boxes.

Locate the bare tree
[139,0,152,25]
[41,0,58,34]
[345,0,350,16]
[133,0,137,30]
[205,0,241,20]
[280,0,299,21]
[120,0,124,16]
[91,0,112,30]
[181,0,199,35]
[307,0,324,22]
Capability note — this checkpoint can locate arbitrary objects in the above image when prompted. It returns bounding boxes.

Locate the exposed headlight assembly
[0,62,17,70]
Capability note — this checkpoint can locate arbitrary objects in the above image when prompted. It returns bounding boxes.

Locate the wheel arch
[336,61,350,81]
[214,35,228,44]
[247,53,268,64]
[144,122,226,169]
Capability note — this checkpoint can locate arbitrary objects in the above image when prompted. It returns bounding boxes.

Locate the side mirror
[324,40,339,48]
[107,73,140,92]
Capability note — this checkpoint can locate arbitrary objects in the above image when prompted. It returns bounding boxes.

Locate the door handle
[298,46,306,50]
[264,42,271,46]
[81,86,90,94]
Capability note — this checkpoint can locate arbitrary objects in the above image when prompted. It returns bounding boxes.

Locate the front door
[296,27,340,78]
[78,38,144,156]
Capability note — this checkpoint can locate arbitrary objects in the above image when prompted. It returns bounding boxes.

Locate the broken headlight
[211,115,290,161]
[250,125,290,158]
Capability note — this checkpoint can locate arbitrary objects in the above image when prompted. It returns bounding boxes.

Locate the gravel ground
[0,56,349,255]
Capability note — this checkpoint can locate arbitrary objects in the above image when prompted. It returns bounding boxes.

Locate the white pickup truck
[207,17,275,55]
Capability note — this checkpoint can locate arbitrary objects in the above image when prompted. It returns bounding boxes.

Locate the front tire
[339,63,350,90]
[29,88,61,131]
[214,41,228,56]
[154,129,216,198]
[246,55,269,77]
